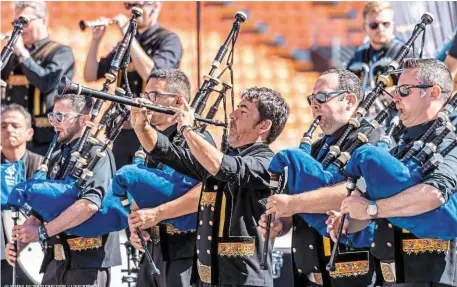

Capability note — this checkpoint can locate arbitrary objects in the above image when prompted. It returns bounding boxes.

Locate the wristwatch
[367,200,378,218]
[179,124,192,135]
[37,223,49,242]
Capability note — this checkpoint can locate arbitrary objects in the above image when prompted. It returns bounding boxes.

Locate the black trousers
[1,259,36,286]
[41,259,110,286]
[136,241,193,287]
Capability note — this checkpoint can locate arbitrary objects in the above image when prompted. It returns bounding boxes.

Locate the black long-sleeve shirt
[148,132,274,286]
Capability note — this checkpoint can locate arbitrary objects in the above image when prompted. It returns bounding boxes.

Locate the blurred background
[1,1,456,152]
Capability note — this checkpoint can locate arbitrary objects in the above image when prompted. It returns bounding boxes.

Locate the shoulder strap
[31,40,61,63]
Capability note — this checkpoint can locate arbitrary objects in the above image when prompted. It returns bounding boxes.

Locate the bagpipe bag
[7,175,129,237]
[112,163,199,231]
[269,147,374,248]
[344,144,457,240]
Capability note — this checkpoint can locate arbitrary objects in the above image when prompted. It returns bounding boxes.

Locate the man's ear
[25,127,34,142]
[257,119,273,136]
[429,85,441,101]
[345,93,358,109]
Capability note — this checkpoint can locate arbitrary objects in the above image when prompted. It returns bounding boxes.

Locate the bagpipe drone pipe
[6,132,130,238]
[343,91,457,240]
[112,11,247,232]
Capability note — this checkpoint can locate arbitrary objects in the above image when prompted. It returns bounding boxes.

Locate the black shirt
[1,37,75,115]
[97,23,182,96]
[293,119,382,287]
[40,137,121,271]
[148,125,216,261]
[346,37,405,71]
[149,134,274,286]
[371,120,457,285]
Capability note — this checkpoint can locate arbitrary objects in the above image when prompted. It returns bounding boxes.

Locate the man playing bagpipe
[1,104,43,285]
[119,69,215,287]
[258,69,383,286]
[84,1,183,169]
[130,87,289,286]
[5,93,121,286]
[327,58,457,286]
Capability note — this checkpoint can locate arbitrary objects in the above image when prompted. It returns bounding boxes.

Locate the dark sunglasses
[367,21,391,30]
[140,91,179,102]
[394,84,433,97]
[124,2,154,10]
[307,90,348,106]
[48,112,83,124]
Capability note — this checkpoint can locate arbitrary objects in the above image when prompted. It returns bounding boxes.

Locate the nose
[229,109,238,121]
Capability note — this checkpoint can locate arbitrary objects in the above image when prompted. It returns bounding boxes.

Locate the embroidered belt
[402,238,449,255]
[200,192,217,206]
[67,236,102,251]
[166,224,195,235]
[218,241,256,257]
[197,259,212,284]
[7,75,30,86]
[380,261,396,283]
[150,224,196,245]
[54,244,66,261]
[328,260,369,278]
[307,272,324,285]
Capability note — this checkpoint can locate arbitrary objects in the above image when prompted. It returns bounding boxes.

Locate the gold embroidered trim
[218,242,256,257]
[67,236,102,251]
[166,224,195,235]
[150,226,161,245]
[197,260,212,284]
[402,238,449,255]
[329,260,369,278]
[201,192,217,206]
[54,244,66,261]
[7,75,29,86]
[380,262,396,283]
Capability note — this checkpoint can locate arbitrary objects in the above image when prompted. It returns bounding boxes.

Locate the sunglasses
[48,112,83,124]
[307,90,348,106]
[12,16,43,28]
[367,21,391,30]
[394,84,433,97]
[140,91,179,102]
[123,2,154,10]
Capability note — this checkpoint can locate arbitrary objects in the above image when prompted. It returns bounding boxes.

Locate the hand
[130,98,153,130]
[258,213,283,240]
[129,207,162,230]
[340,195,371,220]
[326,210,350,243]
[91,17,110,42]
[129,227,151,253]
[12,223,39,243]
[172,98,195,130]
[5,243,18,266]
[266,194,295,218]
[113,14,129,35]
[12,35,27,57]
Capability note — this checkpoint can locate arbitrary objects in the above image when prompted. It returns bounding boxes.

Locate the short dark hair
[241,87,290,144]
[53,94,93,114]
[148,69,191,102]
[1,104,32,128]
[402,58,453,103]
[322,69,364,102]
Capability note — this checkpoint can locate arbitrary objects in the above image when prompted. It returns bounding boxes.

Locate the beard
[59,123,81,144]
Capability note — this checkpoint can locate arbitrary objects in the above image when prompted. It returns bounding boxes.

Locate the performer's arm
[266,183,348,217]
[129,184,202,229]
[44,199,98,237]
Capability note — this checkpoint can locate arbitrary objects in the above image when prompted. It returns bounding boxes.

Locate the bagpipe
[343,90,457,240]
[0,15,29,88]
[327,13,453,271]
[112,11,247,233]
[6,8,147,239]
